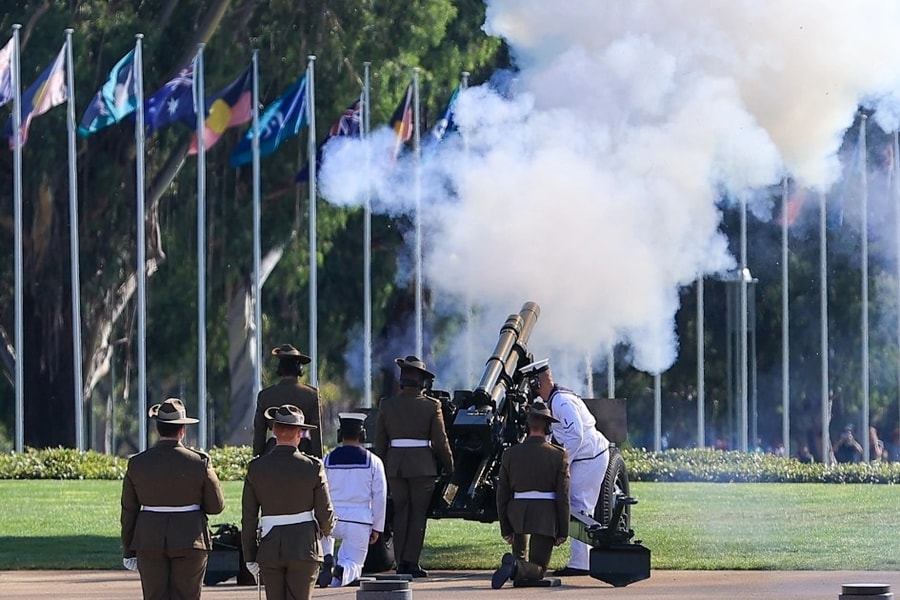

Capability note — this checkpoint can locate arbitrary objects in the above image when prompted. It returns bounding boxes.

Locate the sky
[320,1,900,390]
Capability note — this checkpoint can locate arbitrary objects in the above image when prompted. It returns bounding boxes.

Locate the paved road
[1,570,898,599]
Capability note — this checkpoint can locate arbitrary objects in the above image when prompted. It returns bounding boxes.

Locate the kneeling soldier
[492,401,570,589]
[318,412,388,587]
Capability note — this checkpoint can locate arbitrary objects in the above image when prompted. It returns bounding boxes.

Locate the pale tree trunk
[226,242,289,445]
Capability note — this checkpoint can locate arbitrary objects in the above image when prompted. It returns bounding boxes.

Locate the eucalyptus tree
[0,0,504,449]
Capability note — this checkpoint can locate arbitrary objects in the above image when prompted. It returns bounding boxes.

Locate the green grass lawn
[0,480,898,570]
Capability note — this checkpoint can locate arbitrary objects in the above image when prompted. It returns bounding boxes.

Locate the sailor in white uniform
[318,412,388,587]
[520,358,610,576]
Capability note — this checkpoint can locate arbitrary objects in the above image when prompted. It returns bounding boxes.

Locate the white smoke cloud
[321,1,900,380]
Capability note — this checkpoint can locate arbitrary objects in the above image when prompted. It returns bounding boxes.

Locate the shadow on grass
[0,536,121,569]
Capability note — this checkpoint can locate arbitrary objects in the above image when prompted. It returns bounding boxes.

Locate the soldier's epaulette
[190,448,212,466]
[550,442,566,453]
[301,452,323,464]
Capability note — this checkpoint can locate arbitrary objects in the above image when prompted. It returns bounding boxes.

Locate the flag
[230,73,308,168]
[78,49,138,136]
[777,189,806,227]
[389,84,413,157]
[144,60,196,135]
[0,35,13,107]
[428,85,460,145]
[295,97,361,182]
[4,43,67,147]
[188,65,252,154]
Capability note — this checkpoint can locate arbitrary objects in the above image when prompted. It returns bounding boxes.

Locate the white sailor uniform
[321,444,387,586]
[548,384,610,571]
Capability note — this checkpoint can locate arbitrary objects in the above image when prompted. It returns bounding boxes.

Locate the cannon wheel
[594,447,630,532]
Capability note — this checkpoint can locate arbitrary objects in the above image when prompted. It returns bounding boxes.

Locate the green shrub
[0,447,127,480]
[2,446,900,483]
[621,447,900,483]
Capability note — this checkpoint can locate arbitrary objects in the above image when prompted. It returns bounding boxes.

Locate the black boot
[406,563,428,578]
[317,554,334,588]
[491,553,518,589]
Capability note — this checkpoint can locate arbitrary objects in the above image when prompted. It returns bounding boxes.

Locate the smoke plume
[322,1,900,382]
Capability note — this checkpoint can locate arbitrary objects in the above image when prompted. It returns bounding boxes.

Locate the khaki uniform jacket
[496,436,570,538]
[374,388,454,478]
[253,377,322,457]
[241,445,335,563]
[120,439,225,558]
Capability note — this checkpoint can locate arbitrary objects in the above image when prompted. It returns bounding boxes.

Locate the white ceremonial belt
[390,439,431,448]
[513,491,556,500]
[259,510,315,537]
[140,504,201,513]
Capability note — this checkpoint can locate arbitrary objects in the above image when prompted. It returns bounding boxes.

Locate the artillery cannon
[403,301,651,587]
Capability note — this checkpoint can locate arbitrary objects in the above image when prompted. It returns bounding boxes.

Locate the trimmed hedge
[620,447,900,484]
[2,446,900,483]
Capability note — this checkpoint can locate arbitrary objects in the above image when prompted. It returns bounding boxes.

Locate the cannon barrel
[471,301,540,409]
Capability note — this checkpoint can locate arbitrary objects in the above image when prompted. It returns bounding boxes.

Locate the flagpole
[606,346,615,398]
[819,189,830,464]
[363,62,373,409]
[195,44,208,448]
[251,49,262,400]
[697,277,705,447]
[64,29,85,450]
[584,352,594,399]
[460,71,476,384]
[781,178,790,456]
[413,68,423,360]
[12,23,24,452]
[654,372,662,451]
[307,55,318,387]
[859,113,870,461]
[134,34,148,452]
[894,130,900,438]
[739,195,749,452]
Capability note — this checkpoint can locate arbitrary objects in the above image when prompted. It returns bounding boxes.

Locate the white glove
[122,557,138,571]
[245,562,260,577]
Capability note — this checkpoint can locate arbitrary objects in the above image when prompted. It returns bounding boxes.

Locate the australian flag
[144,60,196,135]
[295,97,361,183]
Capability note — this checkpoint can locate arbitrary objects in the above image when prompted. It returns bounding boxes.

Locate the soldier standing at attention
[375,355,454,578]
[242,404,335,600]
[317,412,388,587]
[120,398,226,600]
[520,358,610,577]
[492,401,570,589]
[253,344,323,457]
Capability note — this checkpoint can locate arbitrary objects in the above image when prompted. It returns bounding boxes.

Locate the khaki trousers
[136,547,208,600]
[512,533,554,581]
[388,475,435,565]
[259,558,319,600]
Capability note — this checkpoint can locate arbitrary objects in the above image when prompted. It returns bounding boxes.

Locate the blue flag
[231,74,308,167]
[0,36,13,108]
[78,49,137,136]
[144,61,196,135]
[428,85,460,145]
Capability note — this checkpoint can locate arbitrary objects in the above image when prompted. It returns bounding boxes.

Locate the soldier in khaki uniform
[374,355,454,578]
[253,344,323,457]
[492,401,570,589]
[242,404,335,600]
[120,398,226,600]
